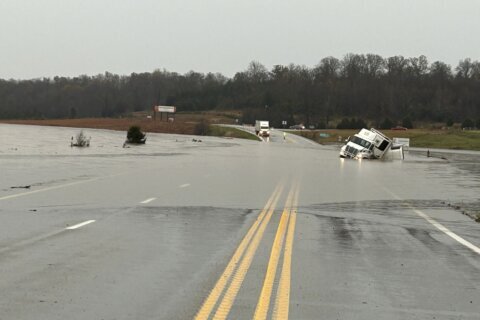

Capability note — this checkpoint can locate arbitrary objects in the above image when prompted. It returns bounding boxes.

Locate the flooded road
[1,124,479,320]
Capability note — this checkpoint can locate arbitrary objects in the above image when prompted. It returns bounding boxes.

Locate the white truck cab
[340,128,404,160]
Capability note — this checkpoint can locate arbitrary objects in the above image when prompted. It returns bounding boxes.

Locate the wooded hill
[1,54,479,128]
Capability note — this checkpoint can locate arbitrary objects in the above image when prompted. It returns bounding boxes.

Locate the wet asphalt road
[0,124,479,320]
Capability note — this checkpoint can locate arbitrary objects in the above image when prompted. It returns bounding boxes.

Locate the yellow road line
[212,186,283,320]
[273,183,300,320]
[194,182,284,320]
[253,186,295,320]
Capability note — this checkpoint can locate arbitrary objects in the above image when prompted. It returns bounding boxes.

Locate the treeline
[1,54,480,128]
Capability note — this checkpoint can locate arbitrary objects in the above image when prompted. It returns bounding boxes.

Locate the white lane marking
[179,183,191,188]
[0,178,99,201]
[412,208,480,255]
[0,171,132,202]
[385,188,480,255]
[66,220,96,230]
[140,197,156,204]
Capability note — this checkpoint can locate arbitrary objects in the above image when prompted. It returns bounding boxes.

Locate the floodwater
[0,124,241,199]
[0,123,237,156]
[1,123,480,209]
[1,123,479,320]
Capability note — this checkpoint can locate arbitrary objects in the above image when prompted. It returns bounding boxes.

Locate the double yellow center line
[195,181,300,320]
[255,182,299,320]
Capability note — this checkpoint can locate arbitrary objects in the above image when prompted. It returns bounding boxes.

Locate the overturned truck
[339,128,404,160]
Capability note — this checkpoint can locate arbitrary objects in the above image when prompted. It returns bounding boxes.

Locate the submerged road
[0,124,479,320]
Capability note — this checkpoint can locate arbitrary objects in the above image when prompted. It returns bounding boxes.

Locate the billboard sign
[155,106,176,113]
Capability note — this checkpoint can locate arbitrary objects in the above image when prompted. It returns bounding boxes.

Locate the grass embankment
[209,125,260,141]
[0,111,257,141]
[292,129,480,151]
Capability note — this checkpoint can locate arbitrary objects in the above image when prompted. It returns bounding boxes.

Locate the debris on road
[443,200,480,223]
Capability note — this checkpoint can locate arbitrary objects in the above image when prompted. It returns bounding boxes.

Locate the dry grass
[0,112,238,135]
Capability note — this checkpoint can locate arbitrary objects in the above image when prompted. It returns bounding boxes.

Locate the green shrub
[127,126,146,143]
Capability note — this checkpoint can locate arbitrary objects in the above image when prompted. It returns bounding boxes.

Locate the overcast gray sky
[0,0,479,79]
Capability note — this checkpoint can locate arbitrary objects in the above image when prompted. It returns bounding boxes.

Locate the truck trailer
[255,120,270,137]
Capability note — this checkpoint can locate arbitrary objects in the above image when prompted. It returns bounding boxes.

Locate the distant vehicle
[391,126,408,131]
[339,128,404,160]
[289,124,305,130]
[255,120,270,137]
